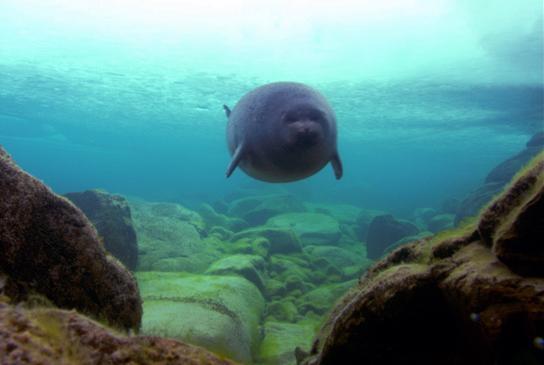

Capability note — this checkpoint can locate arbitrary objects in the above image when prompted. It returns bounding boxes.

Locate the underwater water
[0,1,543,364]
[1,0,542,216]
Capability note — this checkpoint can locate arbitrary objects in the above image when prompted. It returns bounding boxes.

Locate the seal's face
[280,105,327,150]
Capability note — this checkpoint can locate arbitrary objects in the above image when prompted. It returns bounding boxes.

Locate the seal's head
[280,104,327,150]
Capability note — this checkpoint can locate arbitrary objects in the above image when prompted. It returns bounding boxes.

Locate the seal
[224,82,343,182]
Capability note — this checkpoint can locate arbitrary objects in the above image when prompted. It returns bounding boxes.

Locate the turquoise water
[1,0,542,215]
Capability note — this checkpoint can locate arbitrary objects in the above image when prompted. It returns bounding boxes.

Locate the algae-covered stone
[295,280,356,316]
[198,203,248,232]
[304,203,362,224]
[137,272,265,364]
[0,302,235,365]
[130,200,220,272]
[267,300,299,322]
[228,193,306,226]
[304,245,362,268]
[257,321,318,365]
[365,214,419,259]
[232,227,302,254]
[267,213,341,246]
[206,254,267,293]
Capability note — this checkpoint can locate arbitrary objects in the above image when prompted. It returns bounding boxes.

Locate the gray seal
[224,82,343,182]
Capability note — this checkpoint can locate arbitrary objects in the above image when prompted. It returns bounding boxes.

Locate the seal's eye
[284,112,298,124]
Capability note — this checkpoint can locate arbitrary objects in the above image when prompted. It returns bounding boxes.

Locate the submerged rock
[65,189,139,270]
[267,213,341,246]
[232,227,302,254]
[130,199,220,273]
[300,152,544,365]
[365,214,419,259]
[228,193,306,226]
[206,254,267,294]
[0,147,142,331]
[257,320,317,365]
[137,272,265,364]
[0,302,234,365]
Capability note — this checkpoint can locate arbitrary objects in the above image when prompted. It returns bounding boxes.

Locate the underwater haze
[0,0,543,216]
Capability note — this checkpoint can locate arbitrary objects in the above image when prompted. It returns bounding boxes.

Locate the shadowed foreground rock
[0,302,235,365]
[301,153,544,365]
[65,189,139,271]
[0,147,142,330]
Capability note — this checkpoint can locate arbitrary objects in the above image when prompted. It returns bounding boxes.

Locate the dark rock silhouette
[365,214,419,259]
[0,147,142,331]
[65,189,139,271]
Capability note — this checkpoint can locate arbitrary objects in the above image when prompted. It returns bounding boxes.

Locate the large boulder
[206,254,267,294]
[129,199,220,273]
[454,182,503,224]
[0,147,141,331]
[257,321,318,365]
[267,213,342,246]
[65,189,139,270]
[0,302,234,365]
[232,227,302,254]
[228,193,306,226]
[365,214,419,259]
[300,152,544,365]
[137,272,265,364]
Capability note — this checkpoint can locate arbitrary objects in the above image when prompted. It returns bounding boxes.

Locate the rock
[354,209,386,241]
[304,203,362,225]
[137,272,265,364]
[478,154,544,276]
[267,300,299,322]
[232,227,302,254]
[228,193,306,226]
[295,281,356,316]
[206,254,267,294]
[198,203,248,232]
[454,182,503,225]
[365,214,419,259]
[0,147,141,331]
[427,213,455,233]
[300,153,544,365]
[0,302,234,365]
[257,321,317,365]
[64,189,139,270]
[267,213,341,246]
[413,207,438,228]
[129,199,220,273]
[303,245,362,268]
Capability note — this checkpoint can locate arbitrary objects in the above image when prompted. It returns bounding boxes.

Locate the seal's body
[224,82,343,182]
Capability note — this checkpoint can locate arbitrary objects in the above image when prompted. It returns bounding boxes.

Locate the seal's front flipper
[223,105,231,118]
[330,152,343,180]
[226,143,244,178]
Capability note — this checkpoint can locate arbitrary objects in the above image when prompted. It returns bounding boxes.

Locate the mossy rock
[267,213,342,246]
[227,194,306,226]
[232,227,302,254]
[295,280,356,316]
[206,254,267,294]
[257,320,318,365]
[136,272,265,364]
[130,200,221,273]
[266,300,299,323]
[198,203,248,232]
[304,203,362,224]
[427,214,455,233]
[304,245,362,268]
